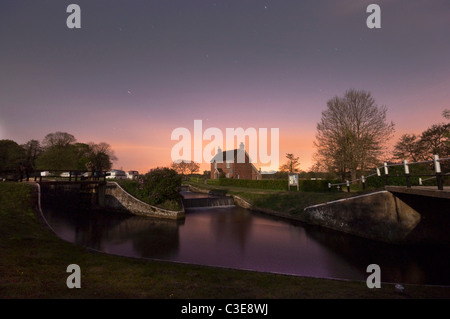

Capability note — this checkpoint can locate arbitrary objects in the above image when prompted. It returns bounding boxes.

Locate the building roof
[211,146,261,176]
[210,149,248,163]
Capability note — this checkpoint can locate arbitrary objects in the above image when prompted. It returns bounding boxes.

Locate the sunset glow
[1,1,449,174]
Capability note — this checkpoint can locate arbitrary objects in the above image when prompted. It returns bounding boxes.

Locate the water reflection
[41,190,450,285]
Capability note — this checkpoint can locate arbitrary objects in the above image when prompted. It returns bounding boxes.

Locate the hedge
[204,178,341,192]
[217,178,287,190]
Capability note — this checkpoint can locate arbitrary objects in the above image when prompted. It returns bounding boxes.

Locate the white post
[376,168,381,176]
[434,155,441,173]
[419,178,422,185]
[403,160,409,174]
[384,162,388,175]
[404,160,411,188]
[434,154,443,190]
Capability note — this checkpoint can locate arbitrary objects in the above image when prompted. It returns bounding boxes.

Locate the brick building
[210,143,262,180]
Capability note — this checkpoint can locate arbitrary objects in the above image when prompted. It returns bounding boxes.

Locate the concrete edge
[108,181,185,216]
[304,190,389,210]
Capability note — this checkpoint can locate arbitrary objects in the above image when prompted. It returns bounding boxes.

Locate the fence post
[361,176,366,190]
[434,154,443,190]
[328,183,331,192]
[384,162,390,186]
[404,160,411,188]
[419,177,422,186]
[346,180,350,192]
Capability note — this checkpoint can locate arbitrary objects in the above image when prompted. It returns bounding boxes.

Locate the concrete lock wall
[102,182,185,220]
[302,191,421,243]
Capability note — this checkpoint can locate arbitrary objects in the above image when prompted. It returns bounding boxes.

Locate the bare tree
[42,132,76,149]
[87,142,118,171]
[392,134,425,162]
[279,153,300,173]
[443,109,450,120]
[21,139,42,170]
[171,160,188,175]
[186,162,200,175]
[419,123,450,160]
[314,89,395,181]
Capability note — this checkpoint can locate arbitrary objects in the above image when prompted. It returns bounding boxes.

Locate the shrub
[138,168,182,206]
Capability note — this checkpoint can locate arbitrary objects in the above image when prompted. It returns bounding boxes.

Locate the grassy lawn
[187,180,356,214]
[1,182,449,299]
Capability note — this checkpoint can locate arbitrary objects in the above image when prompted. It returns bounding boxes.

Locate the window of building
[214,161,217,169]
[226,161,230,168]
[226,173,229,178]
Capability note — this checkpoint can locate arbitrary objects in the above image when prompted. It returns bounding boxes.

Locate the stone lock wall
[102,182,185,220]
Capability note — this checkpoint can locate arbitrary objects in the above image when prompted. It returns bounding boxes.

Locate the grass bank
[1,182,449,299]
[117,179,182,211]
[187,180,356,214]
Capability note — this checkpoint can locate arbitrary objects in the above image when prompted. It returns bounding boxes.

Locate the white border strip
[304,190,389,210]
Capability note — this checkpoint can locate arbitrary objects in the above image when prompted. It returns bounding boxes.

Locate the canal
[40,190,450,286]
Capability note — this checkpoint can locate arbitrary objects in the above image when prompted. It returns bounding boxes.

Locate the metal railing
[328,155,450,192]
[0,169,109,183]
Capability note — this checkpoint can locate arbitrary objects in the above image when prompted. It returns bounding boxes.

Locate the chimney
[217,146,222,153]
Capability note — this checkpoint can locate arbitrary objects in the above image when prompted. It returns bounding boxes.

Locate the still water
[41,191,450,285]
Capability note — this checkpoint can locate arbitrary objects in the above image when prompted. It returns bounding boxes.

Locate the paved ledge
[386,186,450,199]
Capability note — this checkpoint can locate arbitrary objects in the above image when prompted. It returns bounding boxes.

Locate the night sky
[1,0,449,172]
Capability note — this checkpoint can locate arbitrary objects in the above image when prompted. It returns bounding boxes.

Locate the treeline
[312,89,449,181]
[0,131,117,173]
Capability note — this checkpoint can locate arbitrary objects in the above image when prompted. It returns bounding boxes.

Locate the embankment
[103,182,185,219]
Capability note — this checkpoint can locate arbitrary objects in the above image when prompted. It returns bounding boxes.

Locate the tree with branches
[314,89,395,181]
[279,153,300,173]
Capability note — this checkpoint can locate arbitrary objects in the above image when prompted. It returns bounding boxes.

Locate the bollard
[384,162,390,186]
[434,155,443,190]
[404,160,411,188]
[346,180,350,192]
[361,176,366,190]
[328,183,331,192]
